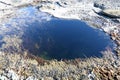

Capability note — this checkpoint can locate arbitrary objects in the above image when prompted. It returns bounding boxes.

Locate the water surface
[1,6,114,60]
[21,14,114,60]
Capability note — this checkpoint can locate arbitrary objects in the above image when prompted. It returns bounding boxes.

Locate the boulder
[101,9,120,18]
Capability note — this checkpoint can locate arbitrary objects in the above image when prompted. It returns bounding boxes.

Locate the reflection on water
[1,6,114,60]
[22,17,114,60]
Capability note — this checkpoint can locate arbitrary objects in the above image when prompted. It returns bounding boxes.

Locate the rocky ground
[0,0,120,79]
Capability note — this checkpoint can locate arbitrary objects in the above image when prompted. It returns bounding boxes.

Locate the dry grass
[0,49,120,79]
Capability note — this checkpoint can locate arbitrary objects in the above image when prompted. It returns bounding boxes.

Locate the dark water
[22,16,114,60]
[2,7,114,60]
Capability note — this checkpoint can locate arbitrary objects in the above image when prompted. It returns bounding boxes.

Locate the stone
[26,76,38,80]
[116,75,120,80]
[0,75,8,80]
[101,9,120,18]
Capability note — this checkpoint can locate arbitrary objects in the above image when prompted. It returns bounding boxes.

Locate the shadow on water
[22,17,114,60]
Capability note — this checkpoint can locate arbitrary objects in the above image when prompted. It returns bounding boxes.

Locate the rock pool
[0,6,114,60]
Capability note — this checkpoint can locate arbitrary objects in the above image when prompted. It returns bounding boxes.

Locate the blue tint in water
[7,6,114,60]
[22,17,114,60]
